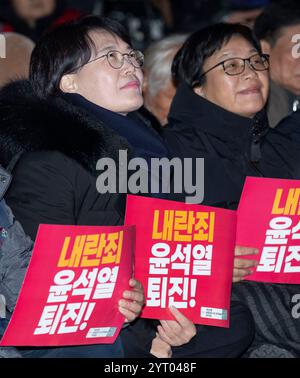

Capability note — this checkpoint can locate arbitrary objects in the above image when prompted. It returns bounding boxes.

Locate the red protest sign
[0,224,135,346]
[236,177,300,284]
[125,195,236,328]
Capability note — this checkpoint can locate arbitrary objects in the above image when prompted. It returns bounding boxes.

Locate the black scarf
[63,93,170,164]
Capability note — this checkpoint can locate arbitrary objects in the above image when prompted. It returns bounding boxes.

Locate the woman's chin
[236,102,266,118]
[129,98,144,112]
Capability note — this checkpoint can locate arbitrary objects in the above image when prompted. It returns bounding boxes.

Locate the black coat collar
[0,80,130,175]
[168,83,269,145]
[63,93,170,162]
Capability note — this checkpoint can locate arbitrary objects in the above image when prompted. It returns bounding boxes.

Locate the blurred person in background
[143,34,187,126]
[96,0,225,50]
[222,0,270,29]
[67,0,97,14]
[270,109,300,179]
[0,0,82,42]
[96,0,166,51]
[157,0,226,34]
[254,0,300,127]
[0,32,34,86]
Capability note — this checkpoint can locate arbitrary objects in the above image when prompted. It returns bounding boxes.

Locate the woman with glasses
[165,22,293,209]
[164,22,277,195]
[0,15,148,358]
[164,23,298,357]
[0,16,255,358]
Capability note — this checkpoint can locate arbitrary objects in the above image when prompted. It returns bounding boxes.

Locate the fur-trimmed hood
[0,80,130,175]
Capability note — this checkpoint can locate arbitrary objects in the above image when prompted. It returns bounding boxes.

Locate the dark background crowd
[0,0,282,49]
[2,0,298,128]
[0,0,300,360]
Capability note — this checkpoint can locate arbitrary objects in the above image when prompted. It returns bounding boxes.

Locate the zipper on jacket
[248,116,264,177]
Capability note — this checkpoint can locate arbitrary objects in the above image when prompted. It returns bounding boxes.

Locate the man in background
[254,0,300,127]
[143,34,186,126]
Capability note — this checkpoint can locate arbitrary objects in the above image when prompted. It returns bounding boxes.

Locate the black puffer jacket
[164,83,300,357]
[270,109,300,179]
[164,83,294,209]
[0,80,131,240]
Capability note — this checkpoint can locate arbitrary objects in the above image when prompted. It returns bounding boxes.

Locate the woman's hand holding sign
[157,306,197,347]
[150,334,173,358]
[150,307,196,358]
[118,278,145,322]
[233,246,259,282]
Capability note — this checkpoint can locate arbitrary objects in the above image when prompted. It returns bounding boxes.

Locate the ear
[193,85,206,98]
[59,74,78,93]
[260,39,271,54]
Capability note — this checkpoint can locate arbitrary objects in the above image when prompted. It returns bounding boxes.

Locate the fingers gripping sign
[157,306,197,347]
[118,278,145,323]
[233,245,259,282]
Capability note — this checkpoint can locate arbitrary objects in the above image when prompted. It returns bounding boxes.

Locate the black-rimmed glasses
[200,53,269,79]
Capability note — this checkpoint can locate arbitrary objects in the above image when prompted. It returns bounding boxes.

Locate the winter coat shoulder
[163,83,295,209]
[271,110,300,179]
[0,80,130,239]
[0,166,32,314]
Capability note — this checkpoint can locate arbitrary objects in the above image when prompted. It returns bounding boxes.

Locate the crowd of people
[0,0,300,359]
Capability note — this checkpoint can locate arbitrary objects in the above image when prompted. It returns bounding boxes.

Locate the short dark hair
[172,23,261,88]
[29,15,131,98]
[254,0,300,46]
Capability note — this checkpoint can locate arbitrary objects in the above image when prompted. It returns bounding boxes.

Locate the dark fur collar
[0,80,130,175]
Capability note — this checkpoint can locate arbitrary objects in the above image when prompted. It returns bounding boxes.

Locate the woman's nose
[122,57,136,73]
[243,60,258,78]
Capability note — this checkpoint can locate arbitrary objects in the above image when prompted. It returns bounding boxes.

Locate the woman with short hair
[164,22,299,357]
[0,17,255,358]
[0,15,147,359]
